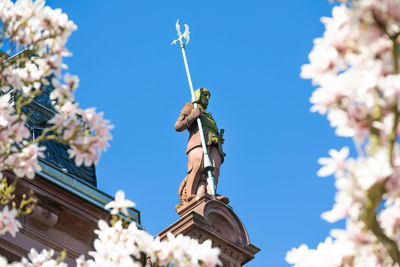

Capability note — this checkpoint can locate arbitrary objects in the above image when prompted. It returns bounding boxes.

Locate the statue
[175,88,228,207]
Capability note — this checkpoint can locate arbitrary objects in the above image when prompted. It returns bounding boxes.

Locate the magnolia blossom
[21,248,67,267]
[104,190,135,216]
[352,149,393,190]
[87,220,221,267]
[321,186,356,223]
[86,191,221,267]
[0,256,21,267]
[0,206,21,237]
[0,0,113,180]
[13,144,46,179]
[380,199,400,239]
[289,0,400,266]
[317,147,349,177]
[287,221,389,267]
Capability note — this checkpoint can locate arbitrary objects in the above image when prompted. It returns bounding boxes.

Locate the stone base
[159,195,259,266]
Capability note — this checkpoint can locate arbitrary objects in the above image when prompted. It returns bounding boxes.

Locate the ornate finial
[171,20,190,46]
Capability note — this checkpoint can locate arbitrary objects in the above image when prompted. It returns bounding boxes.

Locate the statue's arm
[174,103,201,132]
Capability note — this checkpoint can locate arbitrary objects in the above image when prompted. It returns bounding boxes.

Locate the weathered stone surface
[159,195,259,266]
[0,171,141,265]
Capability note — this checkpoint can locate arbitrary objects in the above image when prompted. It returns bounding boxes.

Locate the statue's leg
[208,145,229,203]
[207,145,222,194]
[185,146,203,202]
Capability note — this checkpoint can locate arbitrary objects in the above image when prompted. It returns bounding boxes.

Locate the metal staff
[171,20,216,198]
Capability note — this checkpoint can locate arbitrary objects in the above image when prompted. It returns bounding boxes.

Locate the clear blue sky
[45,1,352,266]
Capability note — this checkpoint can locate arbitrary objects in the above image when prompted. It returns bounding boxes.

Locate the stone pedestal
[158,195,259,266]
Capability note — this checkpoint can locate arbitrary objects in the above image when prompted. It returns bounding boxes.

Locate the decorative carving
[158,195,259,266]
[27,205,58,228]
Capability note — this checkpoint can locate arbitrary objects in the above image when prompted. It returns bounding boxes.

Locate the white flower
[22,248,67,267]
[352,149,392,190]
[104,191,135,216]
[321,190,354,223]
[317,147,349,177]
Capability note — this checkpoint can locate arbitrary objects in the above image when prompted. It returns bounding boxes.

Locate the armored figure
[175,88,227,207]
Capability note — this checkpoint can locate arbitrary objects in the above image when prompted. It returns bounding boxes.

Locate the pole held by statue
[171,20,217,198]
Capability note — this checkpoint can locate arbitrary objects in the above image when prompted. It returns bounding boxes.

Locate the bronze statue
[175,88,228,207]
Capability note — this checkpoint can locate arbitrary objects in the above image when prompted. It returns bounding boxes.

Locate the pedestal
[158,195,259,266]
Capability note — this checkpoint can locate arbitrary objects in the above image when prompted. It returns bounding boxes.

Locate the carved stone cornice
[158,195,259,266]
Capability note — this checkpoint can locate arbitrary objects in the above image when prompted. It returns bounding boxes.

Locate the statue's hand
[190,107,202,119]
[184,107,202,128]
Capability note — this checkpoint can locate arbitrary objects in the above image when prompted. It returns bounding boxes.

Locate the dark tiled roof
[1,48,98,187]
[39,138,97,187]
[24,77,97,187]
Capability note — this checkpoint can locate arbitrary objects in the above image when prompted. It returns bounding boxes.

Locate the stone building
[0,69,140,265]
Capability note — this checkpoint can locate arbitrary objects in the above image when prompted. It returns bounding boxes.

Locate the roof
[24,76,97,187]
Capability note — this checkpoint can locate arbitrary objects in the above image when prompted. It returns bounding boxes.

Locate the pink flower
[64,73,79,91]
[13,144,45,179]
[59,101,78,116]
[0,206,21,237]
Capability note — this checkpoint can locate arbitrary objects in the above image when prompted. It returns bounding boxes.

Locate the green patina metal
[195,88,225,157]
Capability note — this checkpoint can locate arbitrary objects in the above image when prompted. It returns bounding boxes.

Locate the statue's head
[195,88,210,109]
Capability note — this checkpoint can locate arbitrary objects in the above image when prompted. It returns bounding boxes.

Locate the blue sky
[45,1,351,266]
